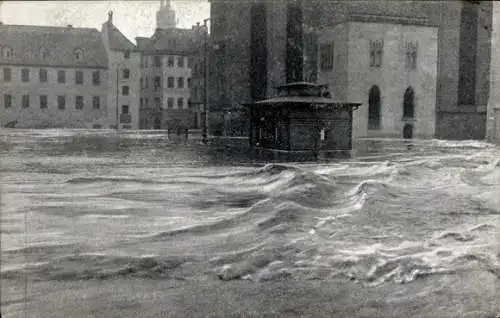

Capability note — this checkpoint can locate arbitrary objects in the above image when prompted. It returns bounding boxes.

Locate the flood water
[1,129,499,317]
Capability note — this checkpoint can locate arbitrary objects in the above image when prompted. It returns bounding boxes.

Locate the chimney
[108,11,113,24]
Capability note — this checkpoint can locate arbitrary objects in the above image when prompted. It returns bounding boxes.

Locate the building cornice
[0,62,109,70]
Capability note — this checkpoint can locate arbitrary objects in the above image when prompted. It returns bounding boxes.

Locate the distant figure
[403,123,413,139]
[403,123,414,150]
[184,128,189,141]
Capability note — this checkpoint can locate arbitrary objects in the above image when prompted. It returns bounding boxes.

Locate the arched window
[458,1,478,105]
[403,86,415,118]
[368,85,381,129]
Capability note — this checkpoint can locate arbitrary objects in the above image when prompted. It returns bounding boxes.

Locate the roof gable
[103,21,136,52]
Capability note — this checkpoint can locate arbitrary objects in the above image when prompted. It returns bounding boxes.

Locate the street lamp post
[115,62,125,130]
[202,18,210,144]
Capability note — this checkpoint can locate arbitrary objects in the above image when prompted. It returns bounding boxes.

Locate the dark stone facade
[209,0,493,140]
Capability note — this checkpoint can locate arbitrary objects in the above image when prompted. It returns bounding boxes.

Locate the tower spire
[156,0,176,29]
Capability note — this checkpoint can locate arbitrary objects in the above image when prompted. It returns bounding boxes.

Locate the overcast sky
[0,1,210,42]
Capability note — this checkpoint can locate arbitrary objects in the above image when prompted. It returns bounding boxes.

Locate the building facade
[0,24,110,128]
[101,12,141,130]
[136,1,205,131]
[209,0,493,140]
[318,18,438,138]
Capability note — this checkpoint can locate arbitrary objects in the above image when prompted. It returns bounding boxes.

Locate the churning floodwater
[1,129,499,317]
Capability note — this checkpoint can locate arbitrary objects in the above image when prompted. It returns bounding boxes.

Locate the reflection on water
[1,129,499,317]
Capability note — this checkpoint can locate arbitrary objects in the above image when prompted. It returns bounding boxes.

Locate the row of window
[140,97,192,110]
[367,85,415,130]
[319,40,418,70]
[2,68,102,85]
[3,94,102,110]
[141,76,191,90]
[1,46,130,61]
[140,55,189,69]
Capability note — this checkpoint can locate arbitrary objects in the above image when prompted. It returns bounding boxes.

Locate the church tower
[156,0,176,29]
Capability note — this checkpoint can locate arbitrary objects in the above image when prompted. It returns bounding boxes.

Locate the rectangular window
[140,98,144,110]
[177,56,185,68]
[369,40,383,67]
[167,97,174,109]
[187,78,192,89]
[154,56,162,68]
[167,56,175,67]
[40,95,48,109]
[39,69,47,83]
[124,51,130,59]
[22,95,29,108]
[3,68,11,82]
[21,68,30,82]
[144,56,149,68]
[193,86,198,101]
[120,105,131,123]
[177,77,184,88]
[93,96,100,109]
[153,97,160,109]
[145,77,149,88]
[405,41,418,70]
[123,69,130,79]
[320,42,334,70]
[122,86,129,96]
[75,70,84,84]
[4,94,12,108]
[167,77,174,88]
[140,77,144,89]
[145,98,149,108]
[92,70,100,85]
[154,76,161,91]
[57,70,66,83]
[177,97,184,109]
[57,95,66,109]
[75,95,84,109]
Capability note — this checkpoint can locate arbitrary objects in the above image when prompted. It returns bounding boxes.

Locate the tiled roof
[102,21,136,52]
[0,24,109,68]
[136,27,202,54]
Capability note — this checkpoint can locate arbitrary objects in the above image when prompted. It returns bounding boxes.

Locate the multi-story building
[209,0,493,141]
[101,11,141,130]
[318,16,438,139]
[136,1,205,131]
[0,23,110,128]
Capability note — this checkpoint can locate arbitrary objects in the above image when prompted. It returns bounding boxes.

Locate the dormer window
[74,48,83,61]
[40,47,49,59]
[3,47,13,58]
